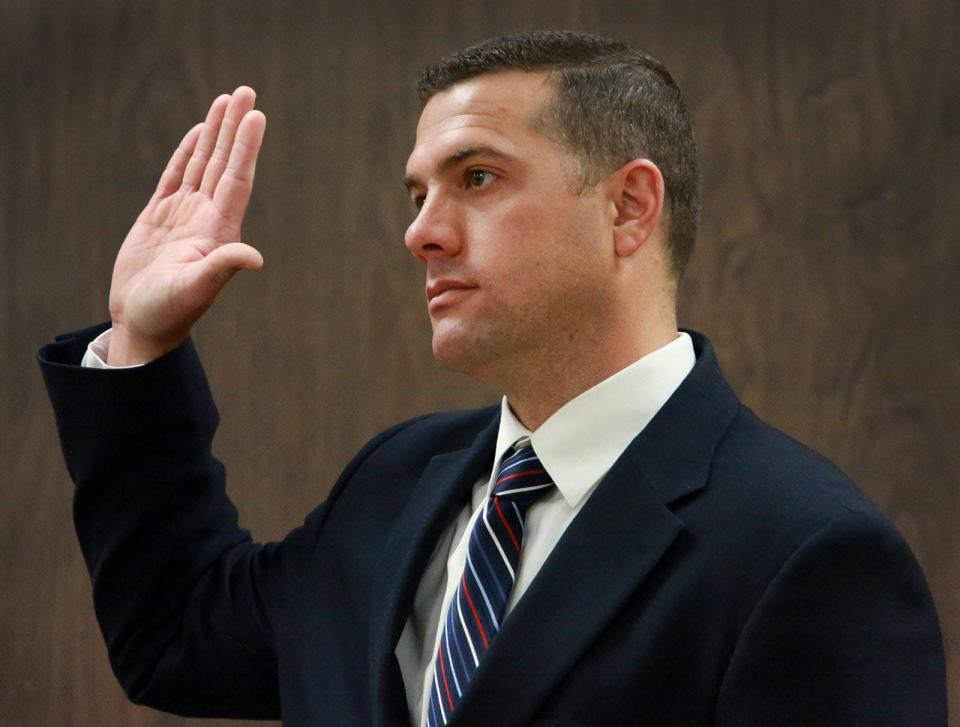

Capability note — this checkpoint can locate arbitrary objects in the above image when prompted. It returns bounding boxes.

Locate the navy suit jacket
[39,323,946,726]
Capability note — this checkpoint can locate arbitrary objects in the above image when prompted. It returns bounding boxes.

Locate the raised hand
[107,86,267,365]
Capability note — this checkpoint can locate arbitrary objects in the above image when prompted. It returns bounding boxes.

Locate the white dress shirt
[82,329,696,726]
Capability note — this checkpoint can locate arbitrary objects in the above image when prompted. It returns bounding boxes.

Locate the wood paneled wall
[3,1,957,724]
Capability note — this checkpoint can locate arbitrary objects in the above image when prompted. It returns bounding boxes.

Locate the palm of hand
[108,88,266,361]
[112,192,241,337]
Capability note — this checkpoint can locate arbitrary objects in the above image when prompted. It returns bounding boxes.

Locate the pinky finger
[154,123,204,199]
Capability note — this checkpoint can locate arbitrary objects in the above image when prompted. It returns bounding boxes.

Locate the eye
[466,169,496,189]
[412,194,425,210]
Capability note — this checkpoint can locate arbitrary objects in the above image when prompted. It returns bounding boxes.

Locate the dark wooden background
[2,1,957,724]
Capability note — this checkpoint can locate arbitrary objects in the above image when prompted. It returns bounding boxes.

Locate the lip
[426,279,476,311]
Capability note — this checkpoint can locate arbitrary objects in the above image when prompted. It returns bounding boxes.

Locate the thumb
[190,241,264,297]
[205,241,264,272]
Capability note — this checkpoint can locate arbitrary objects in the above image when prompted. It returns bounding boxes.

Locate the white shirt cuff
[81,328,145,369]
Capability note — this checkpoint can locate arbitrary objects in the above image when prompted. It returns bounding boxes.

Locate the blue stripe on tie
[467,551,500,629]
[472,526,509,602]
[443,630,462,697]
[450,611,471,677]
[510,500,524,534]
[481,502,515,580]
[429,693,439,727]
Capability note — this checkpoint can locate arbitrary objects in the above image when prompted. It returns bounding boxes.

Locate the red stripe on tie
[493,496,521,552]
[438,643,455,712]
[461,573,489,648]
[495,468,546,485]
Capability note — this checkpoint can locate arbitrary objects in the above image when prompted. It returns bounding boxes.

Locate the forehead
[406,71,557,174]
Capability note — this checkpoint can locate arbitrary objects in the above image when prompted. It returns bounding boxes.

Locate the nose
[404,193,462,263]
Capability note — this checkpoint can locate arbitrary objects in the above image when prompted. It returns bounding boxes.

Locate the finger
[213,109,267,222]
[180,94,231,192]
[200,86,257,196]
[153,123,203,199]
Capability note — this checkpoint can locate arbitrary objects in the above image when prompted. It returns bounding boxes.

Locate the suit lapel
[450,331,741,727]
[368,412,500,727]
[450,457,684,727]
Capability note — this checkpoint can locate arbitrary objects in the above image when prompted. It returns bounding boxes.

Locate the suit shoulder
[710,404,887,526]
[683,405,936,640]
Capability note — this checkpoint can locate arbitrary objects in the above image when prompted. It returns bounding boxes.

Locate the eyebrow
[403,145,513,192]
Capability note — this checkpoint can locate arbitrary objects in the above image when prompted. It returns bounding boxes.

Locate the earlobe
[614,224,644,257]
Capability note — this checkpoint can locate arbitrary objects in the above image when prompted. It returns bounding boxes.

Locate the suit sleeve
[37,323,406,719]
[715,508,947,726]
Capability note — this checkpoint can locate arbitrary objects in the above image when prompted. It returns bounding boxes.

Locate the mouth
[426,279,476,311]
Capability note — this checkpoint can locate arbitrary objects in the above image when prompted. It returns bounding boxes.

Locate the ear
[611,159,665,258]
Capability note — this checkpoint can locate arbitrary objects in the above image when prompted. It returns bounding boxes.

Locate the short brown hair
[417,30,701,281]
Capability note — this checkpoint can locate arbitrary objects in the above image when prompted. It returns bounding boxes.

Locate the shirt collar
[490,332,696,507]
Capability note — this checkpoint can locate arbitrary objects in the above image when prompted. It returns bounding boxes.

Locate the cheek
[508,194,562,240]
[465,192,609,298]
[471,198,565,269]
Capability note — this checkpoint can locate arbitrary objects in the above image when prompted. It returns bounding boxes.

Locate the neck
[497,314,679,431]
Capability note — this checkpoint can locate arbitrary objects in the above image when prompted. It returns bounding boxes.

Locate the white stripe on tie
[456,590,479,666]
[433,666,446,724]
[482,500,515,580]
[497,453,539,474]
[496,483,553,497]
[443,631,462,697]
[467,551,499,628]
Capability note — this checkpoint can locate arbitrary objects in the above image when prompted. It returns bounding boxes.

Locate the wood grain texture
[2,1,957,723]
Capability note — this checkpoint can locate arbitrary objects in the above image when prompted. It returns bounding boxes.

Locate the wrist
[107,324,181,366]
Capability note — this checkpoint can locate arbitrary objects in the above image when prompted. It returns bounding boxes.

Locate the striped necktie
[427,438,555,726]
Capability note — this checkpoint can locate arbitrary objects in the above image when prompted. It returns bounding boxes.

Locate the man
[39,31,945,726]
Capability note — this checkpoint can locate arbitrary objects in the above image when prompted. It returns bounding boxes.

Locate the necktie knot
[491,440,554,512]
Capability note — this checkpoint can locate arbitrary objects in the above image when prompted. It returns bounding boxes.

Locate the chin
[430,321,498,379]
[431,332,477,375]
